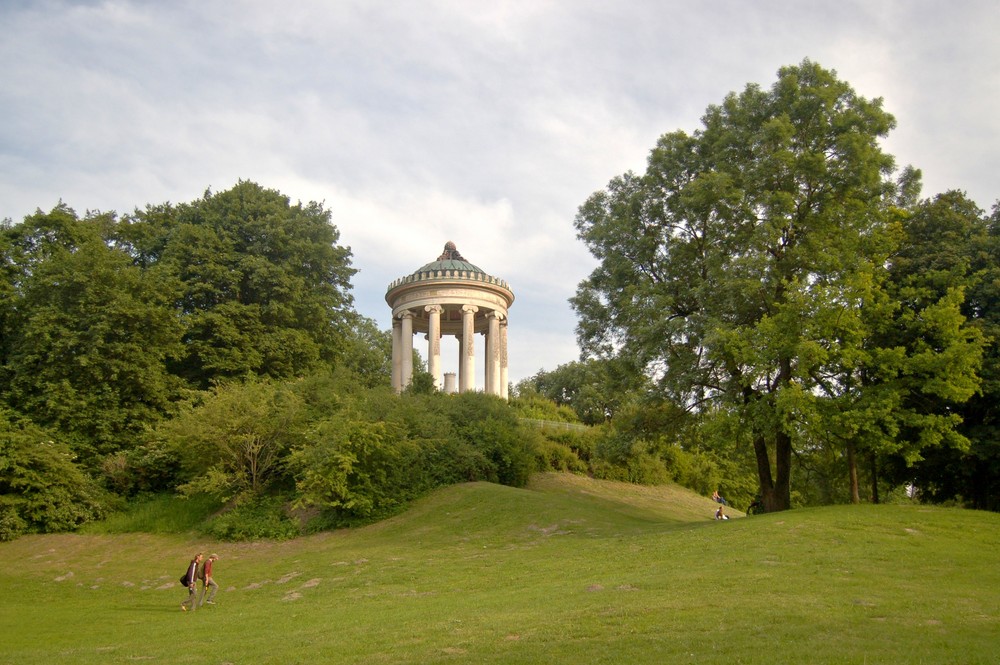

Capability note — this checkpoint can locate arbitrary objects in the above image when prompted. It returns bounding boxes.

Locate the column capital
[462,304,479,314]
[425,304,443,314]
[398,309,416,320]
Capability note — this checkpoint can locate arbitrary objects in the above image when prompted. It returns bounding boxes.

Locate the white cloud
[3,0,999,384]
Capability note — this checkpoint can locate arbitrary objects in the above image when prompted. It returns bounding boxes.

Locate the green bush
[535,438,588,473]
[290,417,430,522]
[0,506,27,542]
[204,496,300,541]
[0,410,110,539]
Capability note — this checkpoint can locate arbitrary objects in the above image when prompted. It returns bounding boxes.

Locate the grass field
[1,472,998,664]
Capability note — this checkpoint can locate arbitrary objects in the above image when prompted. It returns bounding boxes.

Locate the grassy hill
[1,473,998,664]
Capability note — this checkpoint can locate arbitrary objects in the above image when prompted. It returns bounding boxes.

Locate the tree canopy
[572,60,984,511]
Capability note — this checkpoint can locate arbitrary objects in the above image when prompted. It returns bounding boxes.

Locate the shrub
[0,409,110,539]
[163,379,306,502]
[204,496,300,541]
[289,417,429,522]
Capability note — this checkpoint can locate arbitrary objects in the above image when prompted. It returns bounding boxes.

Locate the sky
[2,0,999,387]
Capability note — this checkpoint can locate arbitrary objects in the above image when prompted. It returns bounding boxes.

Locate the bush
[290,417,430,522]
[0,410,110,539]
[0,506,27,542]
[535,438,588,473]
[204,496,300,541]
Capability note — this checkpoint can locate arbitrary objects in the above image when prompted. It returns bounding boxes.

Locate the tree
[166,379,306,502]
[1,206,185,462]
[118,181,358,387]
[883,193,999,509]
[571,60,973,511]
[0,408,109,540]
[515,358,640,425]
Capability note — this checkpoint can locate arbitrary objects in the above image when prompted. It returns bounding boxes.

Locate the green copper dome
[385,241,512,297]
[414,241,484,274]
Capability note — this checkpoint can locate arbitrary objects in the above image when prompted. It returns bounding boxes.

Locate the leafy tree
[166,379,306,502]
[338,314,392,389]
[119,181,358,387]
[0,408,109,540]
[571,61,973,511]
[884,194,1000,509]
[1,206,185,462]
[515,358,639,425]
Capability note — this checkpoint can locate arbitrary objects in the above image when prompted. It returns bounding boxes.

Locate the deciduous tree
[572,61,979,511]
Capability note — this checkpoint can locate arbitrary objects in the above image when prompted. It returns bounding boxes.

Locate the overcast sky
[3,1,998,386]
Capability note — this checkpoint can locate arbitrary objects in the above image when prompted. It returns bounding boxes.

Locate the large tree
[116,181,359,387]
[572,61,980,511]
[882,193,1000,509]
[1,206,185,462]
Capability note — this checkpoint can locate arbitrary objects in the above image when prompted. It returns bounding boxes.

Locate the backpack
[180,568,191,586]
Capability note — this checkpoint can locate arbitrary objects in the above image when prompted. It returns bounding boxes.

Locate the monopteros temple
[385,241,514,398]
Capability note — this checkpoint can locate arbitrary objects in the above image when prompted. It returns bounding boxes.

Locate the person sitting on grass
[715,505,729,520]
[712,489,728,506]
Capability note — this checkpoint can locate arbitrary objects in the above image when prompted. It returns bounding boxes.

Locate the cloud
[3,0,999,385]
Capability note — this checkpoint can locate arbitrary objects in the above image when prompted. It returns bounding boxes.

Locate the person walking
[198,554,220,607]
[181,553,203,612]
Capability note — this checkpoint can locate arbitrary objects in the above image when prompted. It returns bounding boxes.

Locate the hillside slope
[1,473,998,664]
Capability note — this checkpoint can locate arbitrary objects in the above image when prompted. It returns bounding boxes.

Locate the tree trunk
[847,440,860,504]
[772,429,792,511]
[752,433,774,507]
[869,451,880,504]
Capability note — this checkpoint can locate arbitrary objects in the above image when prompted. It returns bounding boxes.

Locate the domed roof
[415,241,484,274]
[385,241,514,309]
[385,241,512,299]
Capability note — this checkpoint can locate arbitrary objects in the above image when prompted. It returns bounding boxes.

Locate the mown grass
[80,493,224,534]
[1,473,998,664]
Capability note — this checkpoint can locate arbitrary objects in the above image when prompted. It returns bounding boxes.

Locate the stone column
[425,304,442,390]
[460,305,478,392]
[500,318,509,400]
[486,311,502,396]
[391,317,402,392]
[456,333,464,391]
[485,328,493,393]
[400,310,414,390]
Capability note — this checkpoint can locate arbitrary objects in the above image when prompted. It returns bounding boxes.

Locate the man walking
[198,554,220,607]
[181,553,202,612]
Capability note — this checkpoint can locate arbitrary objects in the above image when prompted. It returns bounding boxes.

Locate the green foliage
[571,60,985,511]
[290,417,428,521]
[203,495,300,541]
[1,206,186,462]
[163,379,306,502]
[515,358,642,424]
[0,409,110,539]
[508,391,581,422]
[289,389,547,526]
[99,437,183,496]
[132,181,358,386]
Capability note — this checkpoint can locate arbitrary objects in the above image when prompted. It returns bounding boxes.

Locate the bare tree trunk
[772,429,792,511]
[847,440,860,504]
[753,433,774,508]
[870,452,880,504]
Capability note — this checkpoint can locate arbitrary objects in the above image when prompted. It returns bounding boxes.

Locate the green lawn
[1,473,998,664]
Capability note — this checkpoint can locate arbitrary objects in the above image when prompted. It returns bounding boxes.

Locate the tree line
[3,62,998,542]
[0,181,605,540]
